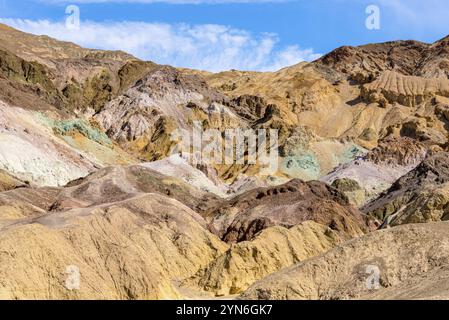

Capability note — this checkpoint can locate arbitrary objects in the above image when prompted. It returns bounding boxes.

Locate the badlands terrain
[1,23,449,299]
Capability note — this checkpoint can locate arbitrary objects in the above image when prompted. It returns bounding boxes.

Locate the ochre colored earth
[1,24,449,299]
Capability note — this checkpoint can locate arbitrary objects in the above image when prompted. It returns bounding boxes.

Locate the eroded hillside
[1,23,449,299]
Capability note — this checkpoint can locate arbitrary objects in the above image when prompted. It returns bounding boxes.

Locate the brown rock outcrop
[366,136,427,166]
[210,179,373,243]
[316,38,449,81]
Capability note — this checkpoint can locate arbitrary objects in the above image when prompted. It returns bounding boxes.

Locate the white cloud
[0,18,320,72]
[262,45,321,71]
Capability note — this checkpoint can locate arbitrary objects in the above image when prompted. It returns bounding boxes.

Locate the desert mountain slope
[0,193,227,299]
[0,164,368,299]
[322,137,428,206]
[5,23,449,184]
[315,37,449,80]
[94,65,241,160]
[0,165,228,299]
[188,221,345,296]
[0,23,135,66]
[209,179,375,243]
[0,101,136,187]
[198,37,449,151]
[0,22,449,299]
[363,152,449,226]
[242,221,449,300]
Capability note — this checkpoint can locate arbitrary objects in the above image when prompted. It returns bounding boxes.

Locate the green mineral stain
[35,112,112,147]
[280,143,367,181]
[338,144,367,164]
[281,153,321,180]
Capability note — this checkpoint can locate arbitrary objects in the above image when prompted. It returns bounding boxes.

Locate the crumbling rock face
[366,136,427,166]
[0,49,65,110]
[434,96,449,121]
[363,152,449,226]
[226,95,276,122]
[399,118,448,146]
[417,36,449,79]
[361,71,449,108]
[94,66,243,159]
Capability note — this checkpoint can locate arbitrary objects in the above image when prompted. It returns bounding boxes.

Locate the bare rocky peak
[0,23,136,68]
[94,65,238,147]
[0,26,161,117]
[315,37,449,81]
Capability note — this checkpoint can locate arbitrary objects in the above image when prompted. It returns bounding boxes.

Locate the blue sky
[0,0,448,71]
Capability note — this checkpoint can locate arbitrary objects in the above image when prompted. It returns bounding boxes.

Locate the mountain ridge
[1,22,449,299]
